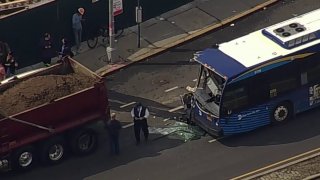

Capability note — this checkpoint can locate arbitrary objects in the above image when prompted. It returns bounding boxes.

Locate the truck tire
[69,128,98,156]
[12,146,36,171]
[40,136,66,165]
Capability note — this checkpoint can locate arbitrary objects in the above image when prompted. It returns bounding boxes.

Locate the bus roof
[219,9,320,68]
[194,49,246,78]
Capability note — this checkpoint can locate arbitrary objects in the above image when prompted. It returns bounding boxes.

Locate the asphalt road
[3,0,320,180]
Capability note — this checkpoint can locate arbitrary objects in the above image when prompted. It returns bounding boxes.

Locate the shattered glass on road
[149,122,206,142]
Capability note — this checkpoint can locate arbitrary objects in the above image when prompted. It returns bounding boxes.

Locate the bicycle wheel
[87,37,98,49]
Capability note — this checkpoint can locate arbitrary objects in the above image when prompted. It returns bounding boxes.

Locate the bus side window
[301,72,307,85]
[222,86,248,113]
[269,78,298,97]
[307,63,320,84]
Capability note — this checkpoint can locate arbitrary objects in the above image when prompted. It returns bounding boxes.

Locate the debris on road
[149,122,205,142]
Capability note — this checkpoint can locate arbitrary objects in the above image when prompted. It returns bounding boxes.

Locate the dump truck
[0,57,109,171]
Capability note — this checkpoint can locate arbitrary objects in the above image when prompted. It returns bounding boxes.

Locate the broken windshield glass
[149,122,205,142]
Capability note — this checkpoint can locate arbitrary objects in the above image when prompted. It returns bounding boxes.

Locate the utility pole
[107,0,116,63]
[136,0,142,48]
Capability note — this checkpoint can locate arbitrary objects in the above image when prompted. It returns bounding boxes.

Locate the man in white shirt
[131,102,150,145]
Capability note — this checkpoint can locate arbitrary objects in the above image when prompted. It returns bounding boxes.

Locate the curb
[231,148,320,180]
[303,173,320,180]
[96,0,279,77]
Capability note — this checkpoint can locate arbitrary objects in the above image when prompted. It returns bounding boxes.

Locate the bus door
[301,55,320,110]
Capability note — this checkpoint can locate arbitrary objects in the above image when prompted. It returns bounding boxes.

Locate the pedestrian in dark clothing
[106,113,122,155]
[59,38,73,59]
[131,102,150,145]
[4,51,18,77]
[0,41,11,66]
[39,32,55,67]
[0,64,5,81]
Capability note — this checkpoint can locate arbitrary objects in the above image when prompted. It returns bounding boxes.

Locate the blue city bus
[184,9,320,136]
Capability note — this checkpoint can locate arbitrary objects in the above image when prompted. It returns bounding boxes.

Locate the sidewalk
[16,0,278,77]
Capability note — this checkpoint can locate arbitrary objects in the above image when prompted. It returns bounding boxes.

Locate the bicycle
[87,25,124,49]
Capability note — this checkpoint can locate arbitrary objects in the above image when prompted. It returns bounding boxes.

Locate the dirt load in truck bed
[0,73,95,116]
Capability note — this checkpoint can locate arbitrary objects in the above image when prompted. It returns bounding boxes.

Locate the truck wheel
[12,146,35,171]
[70,128,98,156]
[40,137,66,165]
[271,102,292,123]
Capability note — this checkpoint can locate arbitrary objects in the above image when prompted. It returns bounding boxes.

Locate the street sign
[113,0,123,16]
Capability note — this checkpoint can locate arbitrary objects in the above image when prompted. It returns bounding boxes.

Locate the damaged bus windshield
[194,66,225,116]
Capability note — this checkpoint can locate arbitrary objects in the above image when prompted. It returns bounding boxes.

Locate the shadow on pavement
[219,107,320,147]
[1,125,186,180]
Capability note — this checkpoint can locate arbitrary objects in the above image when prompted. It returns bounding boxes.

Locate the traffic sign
[113,0,123,16]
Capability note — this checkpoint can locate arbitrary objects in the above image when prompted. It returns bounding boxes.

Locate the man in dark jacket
[0,41,11,66]
[59,38,73,59]
[106,113,122,155]
[131,102,150,145]
[39,32,55,66]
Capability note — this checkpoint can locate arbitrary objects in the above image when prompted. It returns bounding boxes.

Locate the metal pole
[137,0,141,48]
[107,0,116,63]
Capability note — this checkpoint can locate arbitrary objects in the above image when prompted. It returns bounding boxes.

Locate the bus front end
[183,49,247,136]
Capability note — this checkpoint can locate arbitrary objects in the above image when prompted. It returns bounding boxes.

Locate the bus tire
[12,145,36,171]
[40,136,66,165]
[69,128,98,156]
[271,102,292,123]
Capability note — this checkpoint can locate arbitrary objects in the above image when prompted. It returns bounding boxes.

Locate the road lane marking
[168,105,184,112]
[120,102,136,108]
[208,137,223,143]
[122,122,134,128]
[193,79,197,82]
[165,86,179,92]
[208,139,218,143]
[231,147,320,180]
[163,118,170,122]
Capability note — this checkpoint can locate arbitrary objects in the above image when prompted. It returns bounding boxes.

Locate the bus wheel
[40,136,66,165]
[69,128,98,156]
[272,102,292,123]
[12,146,36,171]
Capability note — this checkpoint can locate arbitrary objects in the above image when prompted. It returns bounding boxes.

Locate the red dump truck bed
[0,57,109,170]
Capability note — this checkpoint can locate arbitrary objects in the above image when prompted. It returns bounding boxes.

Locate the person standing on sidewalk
[4,51,18,77]
[39,32,55,67]
[58,38,73,59]
[131,102,150,145]
[106,113,122,155]
[72,7,85,54]
[0,41,11,66]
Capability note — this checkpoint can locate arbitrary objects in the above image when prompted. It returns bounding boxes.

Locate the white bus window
[302,35,309,42]
[295,37,302,45]
[288,40,295,47]
[309,33,316,40]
